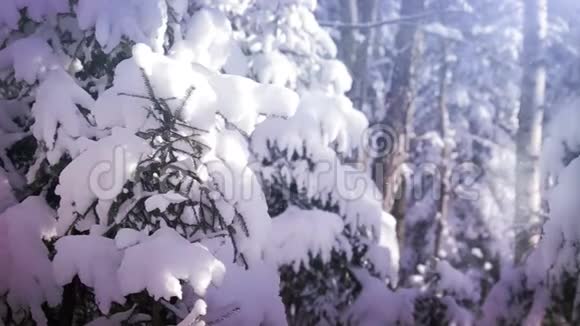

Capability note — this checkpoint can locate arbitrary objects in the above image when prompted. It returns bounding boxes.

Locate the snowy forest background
[0,0,579,325]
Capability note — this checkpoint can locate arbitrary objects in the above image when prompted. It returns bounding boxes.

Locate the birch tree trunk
[434,41,450,259]
[515,0,547,263]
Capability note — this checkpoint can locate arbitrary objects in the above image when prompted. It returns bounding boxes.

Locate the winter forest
[1,0,580,325]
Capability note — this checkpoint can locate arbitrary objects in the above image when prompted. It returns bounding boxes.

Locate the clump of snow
[206,72,299,133]
[52,235,125,313]
[367,212,400,283]
[252,51,297,88]
[266,206,349,270]
[0,197,61,326]
[31,69,97,164]
[93,44,218,133]
[76,0,168,52]
[0,37,61,84]
[55,127,152,235]
[251,91,366,159]
[114,228,147,249]
[203,237,286,326]
[315,59,352,94]
[118,227,226,300]
[223,41,249,76]
[170,8,233,70]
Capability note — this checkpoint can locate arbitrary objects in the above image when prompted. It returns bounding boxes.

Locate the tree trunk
[338,0,359,73]
[378,0,425,244]
[515,0,547,263]
[434,41,450,258]
[337,0,378,109]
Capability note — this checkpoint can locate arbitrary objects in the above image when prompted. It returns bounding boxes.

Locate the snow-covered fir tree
[0,0,400,325]
[3,0,580,325]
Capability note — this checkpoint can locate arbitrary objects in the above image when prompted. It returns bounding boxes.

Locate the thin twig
[319,9,468,30]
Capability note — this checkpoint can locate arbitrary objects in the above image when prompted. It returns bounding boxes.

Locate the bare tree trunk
[515,0,546,262]
[337,0,378,109]
[378,0,425,244]
[434,42,450,258]
[353,0,378,107]
[338,0,359,73]
[515,0,547,263]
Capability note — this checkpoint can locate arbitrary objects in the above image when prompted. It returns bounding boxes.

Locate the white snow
[0,3,408,325]
[145,191,187,213]
[266,206,349,270]
[177,299,208,326]
[76,0,168,53]
[31,69,96,164]
[315,59,353,94]
[207,72,299,133]
[55,127,152,235]
[170,8,233,70]
[251,89,399,281]
[52,235,125,313]
[0,197,61,326]
[0,0,67,29]
[114,228,147,249]
[0,37,61,84]
[118,227,226,300]
[252,51,297,88]
[202,237,287,326]
[93,44,218,133]
[204,129,273,265]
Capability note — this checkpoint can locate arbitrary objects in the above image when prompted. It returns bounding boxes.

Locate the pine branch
[206,306,240,325]
[117,92,177,102]
[65,200,98,235]
[175,84,196,118]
